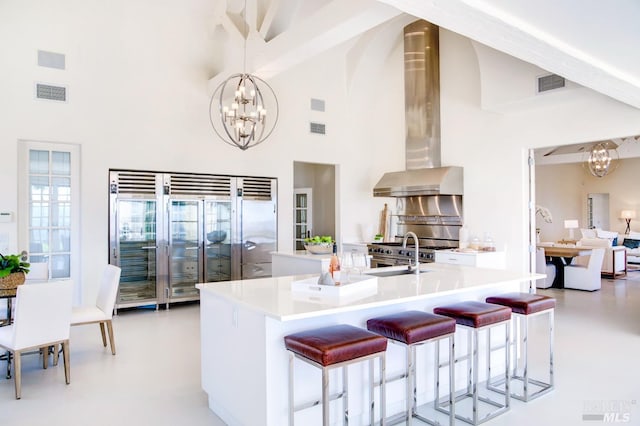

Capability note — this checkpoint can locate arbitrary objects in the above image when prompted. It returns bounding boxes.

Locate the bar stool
[433,301,512,425]
[366,310,456,426]
[485,292,555,401]
[284,324,388,426]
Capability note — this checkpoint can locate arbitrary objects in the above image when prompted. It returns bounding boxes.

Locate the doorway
[293,162,336,249]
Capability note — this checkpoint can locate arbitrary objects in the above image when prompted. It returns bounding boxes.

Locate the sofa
[575,231,627,278]
[622,231,640,264]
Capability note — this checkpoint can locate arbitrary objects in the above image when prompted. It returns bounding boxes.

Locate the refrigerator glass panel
[241,199,276,277]
[169,200,200,298]
[204,200,232,282]
[117,199,157,303]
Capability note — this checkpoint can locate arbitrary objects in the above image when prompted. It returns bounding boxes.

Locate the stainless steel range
[368,242,438,268]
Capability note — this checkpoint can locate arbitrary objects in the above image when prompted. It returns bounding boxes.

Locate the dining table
[538,245,593,288]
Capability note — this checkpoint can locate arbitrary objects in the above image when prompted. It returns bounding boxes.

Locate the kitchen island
[197,264,540,426]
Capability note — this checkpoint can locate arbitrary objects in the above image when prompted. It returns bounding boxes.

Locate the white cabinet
[435,250,506,269]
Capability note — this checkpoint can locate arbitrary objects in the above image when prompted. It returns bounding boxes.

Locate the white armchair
[564,248,605,291]
[576,238,626,278]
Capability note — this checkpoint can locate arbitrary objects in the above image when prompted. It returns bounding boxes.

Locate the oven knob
[398,250,404,255]
[419,253,426,258]
[385,249,393,254]
[407,251,414,257]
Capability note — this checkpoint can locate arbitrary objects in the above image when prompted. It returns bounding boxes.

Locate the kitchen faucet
[402,231,420,274]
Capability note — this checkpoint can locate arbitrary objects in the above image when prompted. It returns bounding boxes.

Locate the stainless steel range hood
[373,166,463,197]
[373,20,463,197]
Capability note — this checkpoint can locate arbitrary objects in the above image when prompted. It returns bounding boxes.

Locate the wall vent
[310,122,326,135]
[537,74,565,93]
[310,98,325,112]
[37,50,65,70]
[35,83,67,102]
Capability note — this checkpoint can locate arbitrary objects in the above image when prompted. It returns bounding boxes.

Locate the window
[18,141,80,285]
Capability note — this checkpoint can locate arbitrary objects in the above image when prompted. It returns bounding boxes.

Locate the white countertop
[271,250,332,260]
[197,263,540,322]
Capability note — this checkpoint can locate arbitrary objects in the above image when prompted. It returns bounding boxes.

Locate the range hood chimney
[373,20,463,197]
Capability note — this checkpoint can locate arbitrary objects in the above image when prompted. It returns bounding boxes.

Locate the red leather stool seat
[433,301,511,328]
[367,310,456,344]
[485,292,556,315]
[284,324,387,367]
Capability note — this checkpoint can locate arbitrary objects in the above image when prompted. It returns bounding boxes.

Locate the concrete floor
[1,272,639,425]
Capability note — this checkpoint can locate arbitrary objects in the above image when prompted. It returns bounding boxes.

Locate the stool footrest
[487,376,553,402]
[294,390,346,412]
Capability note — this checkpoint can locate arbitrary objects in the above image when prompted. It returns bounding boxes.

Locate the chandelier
[586,142,618,177]
[208,1,279,151]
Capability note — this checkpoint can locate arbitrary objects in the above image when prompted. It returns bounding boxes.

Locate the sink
[366,268,431,277]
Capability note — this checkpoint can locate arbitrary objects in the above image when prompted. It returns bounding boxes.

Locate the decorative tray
[291,274,378,303]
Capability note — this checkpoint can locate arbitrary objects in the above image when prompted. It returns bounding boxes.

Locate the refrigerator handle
[244,241,256,250]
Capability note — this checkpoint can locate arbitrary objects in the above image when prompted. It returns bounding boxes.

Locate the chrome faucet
[402,231,420,274]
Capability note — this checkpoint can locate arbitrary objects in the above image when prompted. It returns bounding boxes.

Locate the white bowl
[304,243,333,254]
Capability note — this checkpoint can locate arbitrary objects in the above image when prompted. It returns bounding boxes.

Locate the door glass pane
[296,209,306,223]
[52,177,71,202]
[50,254,70,279]
[52,151,71,175]
[295,194,307,208]
[169,200,200,297]
[30,176,50,201]
[51,229,71,252]
[205,200,232,282]
[29,150,49,174]
[29,229,49,254]
[51,202,71,227]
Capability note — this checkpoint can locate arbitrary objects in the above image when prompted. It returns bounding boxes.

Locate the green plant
[0,253,30,278]
[304,235,333,244]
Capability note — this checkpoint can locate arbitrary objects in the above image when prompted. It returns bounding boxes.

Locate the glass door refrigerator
[166,199,202,307]
[110,171,277,310]
[109,171,163,311]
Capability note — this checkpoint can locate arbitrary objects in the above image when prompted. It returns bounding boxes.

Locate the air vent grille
[116,172,157,195]
[242,178,274,199]
[36,83,67,102]
[537,74,565,93]
[169,174,231,196]
[37,50,65,70]
[310,122,326,135]
[310,98,325,112]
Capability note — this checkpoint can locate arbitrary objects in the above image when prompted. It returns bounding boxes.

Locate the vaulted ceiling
[210,0,640,109]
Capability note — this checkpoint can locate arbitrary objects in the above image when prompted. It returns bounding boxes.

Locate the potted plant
[0,252,30,291]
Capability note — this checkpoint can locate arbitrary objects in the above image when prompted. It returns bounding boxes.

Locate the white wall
[3,1,640,301]
[0,0,405,303]
[440,30,640,271]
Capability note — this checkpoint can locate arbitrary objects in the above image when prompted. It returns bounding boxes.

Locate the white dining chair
[564,248,605,291]
[0,280,73,399]
[535,247,556,289]
[70,265,121,355]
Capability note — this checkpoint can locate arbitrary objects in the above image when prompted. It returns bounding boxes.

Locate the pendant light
[209,0,279,151]
[586,141,618,177]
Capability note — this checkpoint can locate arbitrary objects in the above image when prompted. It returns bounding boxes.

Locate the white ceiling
[211,0,640,110]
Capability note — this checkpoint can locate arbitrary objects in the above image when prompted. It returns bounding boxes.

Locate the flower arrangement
[536,205,553,223]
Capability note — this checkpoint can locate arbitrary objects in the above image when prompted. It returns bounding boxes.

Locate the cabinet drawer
[435,252,475,266]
